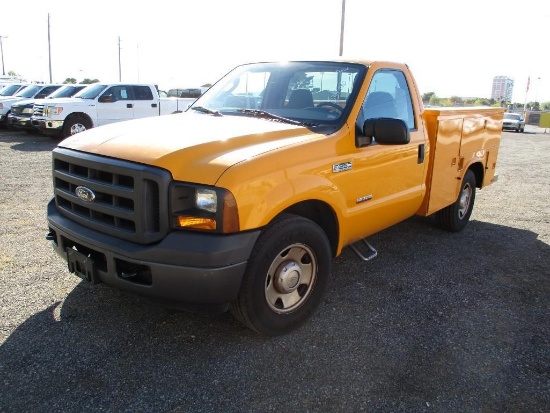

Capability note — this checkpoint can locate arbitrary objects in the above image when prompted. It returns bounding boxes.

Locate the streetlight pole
[339,0,346,56]
[48,14,53,83]
[0,35,7,76]
[118,36,122,82]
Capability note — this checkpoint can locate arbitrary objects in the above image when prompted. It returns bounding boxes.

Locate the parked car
[0,83,30,98]
[32,83,195,138]
[502,112,525,132]
[0,84,63,128]
[167,87,208,98]
[8,84,89,133]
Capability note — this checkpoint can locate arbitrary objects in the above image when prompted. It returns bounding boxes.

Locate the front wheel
[230,214,331,335]
[62,115,91,138]
[436,170,476,232]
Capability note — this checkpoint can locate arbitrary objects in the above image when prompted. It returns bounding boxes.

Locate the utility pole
[339,0,346,56]
[118,36,122,82]
[0,35,7,75]
[48,13,53,83]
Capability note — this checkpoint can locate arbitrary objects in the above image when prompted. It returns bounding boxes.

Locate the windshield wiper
[236,109,307,126]
[191,106,223,116]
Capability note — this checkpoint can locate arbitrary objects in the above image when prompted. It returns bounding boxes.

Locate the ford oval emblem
[75,186,96,202]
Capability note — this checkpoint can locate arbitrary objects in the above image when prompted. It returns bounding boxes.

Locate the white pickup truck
[31,83,196,138]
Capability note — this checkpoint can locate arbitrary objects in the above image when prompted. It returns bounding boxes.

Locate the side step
[349,239,378,262]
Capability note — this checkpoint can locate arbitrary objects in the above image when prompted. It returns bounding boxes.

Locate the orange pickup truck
[46,59,504,335]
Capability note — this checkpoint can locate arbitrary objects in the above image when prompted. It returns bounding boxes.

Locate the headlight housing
[44,105,63,117]
[170,183,239,233]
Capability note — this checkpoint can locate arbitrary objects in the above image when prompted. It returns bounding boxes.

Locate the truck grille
[33,104,45,117]
[52,147,172,244]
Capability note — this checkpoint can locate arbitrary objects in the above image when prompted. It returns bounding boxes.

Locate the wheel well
[468,162,484,188]
[65,112,93,126]
[282,200,339,257]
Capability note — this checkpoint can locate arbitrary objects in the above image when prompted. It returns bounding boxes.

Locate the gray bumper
[46,199,260,312]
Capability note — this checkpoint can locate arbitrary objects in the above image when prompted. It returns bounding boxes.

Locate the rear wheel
[230,214,331,335]
[436,169,476,232]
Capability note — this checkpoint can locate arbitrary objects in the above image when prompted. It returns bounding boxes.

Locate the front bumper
[502,122,522,130]
[31,118,64,134]
[7,114,34,130]
[46,199,260,312]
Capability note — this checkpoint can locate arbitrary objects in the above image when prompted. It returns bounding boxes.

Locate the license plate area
[66,248,100,284]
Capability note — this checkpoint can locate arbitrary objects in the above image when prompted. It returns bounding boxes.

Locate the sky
[1,0,549,103]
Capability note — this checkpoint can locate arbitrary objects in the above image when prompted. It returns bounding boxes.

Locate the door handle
[151,103,158,108]
[418,144,425,164]
[127,103,133,108]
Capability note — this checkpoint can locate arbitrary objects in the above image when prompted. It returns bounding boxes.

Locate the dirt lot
[0,127,549,412]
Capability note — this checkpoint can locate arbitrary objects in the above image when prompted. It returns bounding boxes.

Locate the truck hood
[0,97,23,104]
[59,112,319,184]
[11,98,42,108]
[42,97,86,105]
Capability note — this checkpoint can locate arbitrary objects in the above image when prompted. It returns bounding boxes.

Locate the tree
[450,96,464,106]
[422,92,435,103]
[428,94,440,106]
[80,78,99,84]
[474,98,491,106]
[63,78,77,84]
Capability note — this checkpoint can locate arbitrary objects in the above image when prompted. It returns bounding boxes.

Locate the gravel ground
[0,126,549,412]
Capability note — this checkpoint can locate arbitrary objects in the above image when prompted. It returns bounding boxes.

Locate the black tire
[4,112,15,130]
[62,115,91,138]
[230,214,331,335]
[436,169,476,232]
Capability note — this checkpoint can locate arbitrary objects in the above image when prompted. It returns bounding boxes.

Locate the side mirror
[99,94,115,103]
[362,118,410,145]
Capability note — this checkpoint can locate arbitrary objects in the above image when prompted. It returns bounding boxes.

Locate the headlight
[196,188,217,213]
[170,183,239,233]
[22,108,34,114]
[45,106,63,116]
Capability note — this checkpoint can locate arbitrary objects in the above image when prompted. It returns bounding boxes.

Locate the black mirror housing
[362,118,410,145]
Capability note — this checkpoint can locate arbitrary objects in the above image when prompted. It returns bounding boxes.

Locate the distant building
[491,76,514,102]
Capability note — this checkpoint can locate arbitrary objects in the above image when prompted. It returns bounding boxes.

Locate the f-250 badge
[333,162,352,173]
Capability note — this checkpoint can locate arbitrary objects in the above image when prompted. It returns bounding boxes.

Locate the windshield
[16,85,42,98]
[74,84,107,99]
[0,84,24,96]
[190,61,366,127]
[48,85,87,99]
[504,113,521,120]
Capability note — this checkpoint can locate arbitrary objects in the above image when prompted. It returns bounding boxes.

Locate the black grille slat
[52,148,172,244]
[53,170,134,198]
[54,188,135,217]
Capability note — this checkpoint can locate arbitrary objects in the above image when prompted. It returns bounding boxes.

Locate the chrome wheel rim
[70,123,87,135]
[458,182,472,219]
[265,243,317,314]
